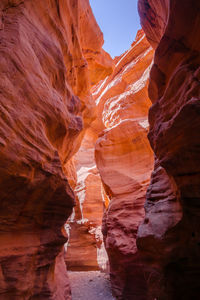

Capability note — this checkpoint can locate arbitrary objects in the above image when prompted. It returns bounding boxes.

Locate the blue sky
[89,0,141,58]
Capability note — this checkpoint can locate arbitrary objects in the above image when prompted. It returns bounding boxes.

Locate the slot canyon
[0,0,199,299]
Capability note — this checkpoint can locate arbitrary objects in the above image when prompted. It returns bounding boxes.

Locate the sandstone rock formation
[137,0,200,299]
[94,30,154,299]
[2,0,198,299]
[0,0,112,299]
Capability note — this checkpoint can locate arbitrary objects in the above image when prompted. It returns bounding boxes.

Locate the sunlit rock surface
[65,132,109,271]
[0,0,112,298]
[94,30,154,299]
[137,0,200,299]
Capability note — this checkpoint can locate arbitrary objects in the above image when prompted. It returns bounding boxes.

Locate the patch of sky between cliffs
[89,0,141,58]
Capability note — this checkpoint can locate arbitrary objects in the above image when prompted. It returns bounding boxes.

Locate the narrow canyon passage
[64,25,154,299]
[0,0,200,299]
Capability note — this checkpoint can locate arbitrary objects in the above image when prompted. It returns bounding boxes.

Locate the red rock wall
[94,31,154,299]
[0,0,111,298]
[137,0,200,299]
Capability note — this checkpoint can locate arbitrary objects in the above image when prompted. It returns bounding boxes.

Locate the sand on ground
[68,271,115,300]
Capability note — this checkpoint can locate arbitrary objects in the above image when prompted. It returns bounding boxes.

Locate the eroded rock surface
[0,0,112,298]
[94,31,154,299]
[137,0,200,299]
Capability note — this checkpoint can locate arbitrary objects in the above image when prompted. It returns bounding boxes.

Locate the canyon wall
[137,0,200,299]
[0,0,111,299]
[94,30,154,299]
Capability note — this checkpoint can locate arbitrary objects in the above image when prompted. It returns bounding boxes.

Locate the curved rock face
[0,0,112,298]
[94,31,154,299]
[137,0,200,299]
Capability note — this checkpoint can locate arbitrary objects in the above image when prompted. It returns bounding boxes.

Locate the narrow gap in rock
[64,2,154,299]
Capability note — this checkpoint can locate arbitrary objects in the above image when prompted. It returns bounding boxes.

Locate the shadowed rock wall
[137,0,200,299]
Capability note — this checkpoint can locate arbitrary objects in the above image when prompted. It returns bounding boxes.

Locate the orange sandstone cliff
[94,30,154,299]
[137,0,200,299]
[0,0,112,299]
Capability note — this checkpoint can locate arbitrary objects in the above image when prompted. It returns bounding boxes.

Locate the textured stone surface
[0,0,112,298]
[94,31,154,299]
[137,0,200,299]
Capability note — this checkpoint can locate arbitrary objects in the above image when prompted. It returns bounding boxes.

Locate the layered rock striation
[0,0,112,299]
[94,31,154,299]
[137,0,200,299]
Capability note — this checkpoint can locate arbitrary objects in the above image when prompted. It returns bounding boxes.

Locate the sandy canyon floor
[68,271,115,300]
